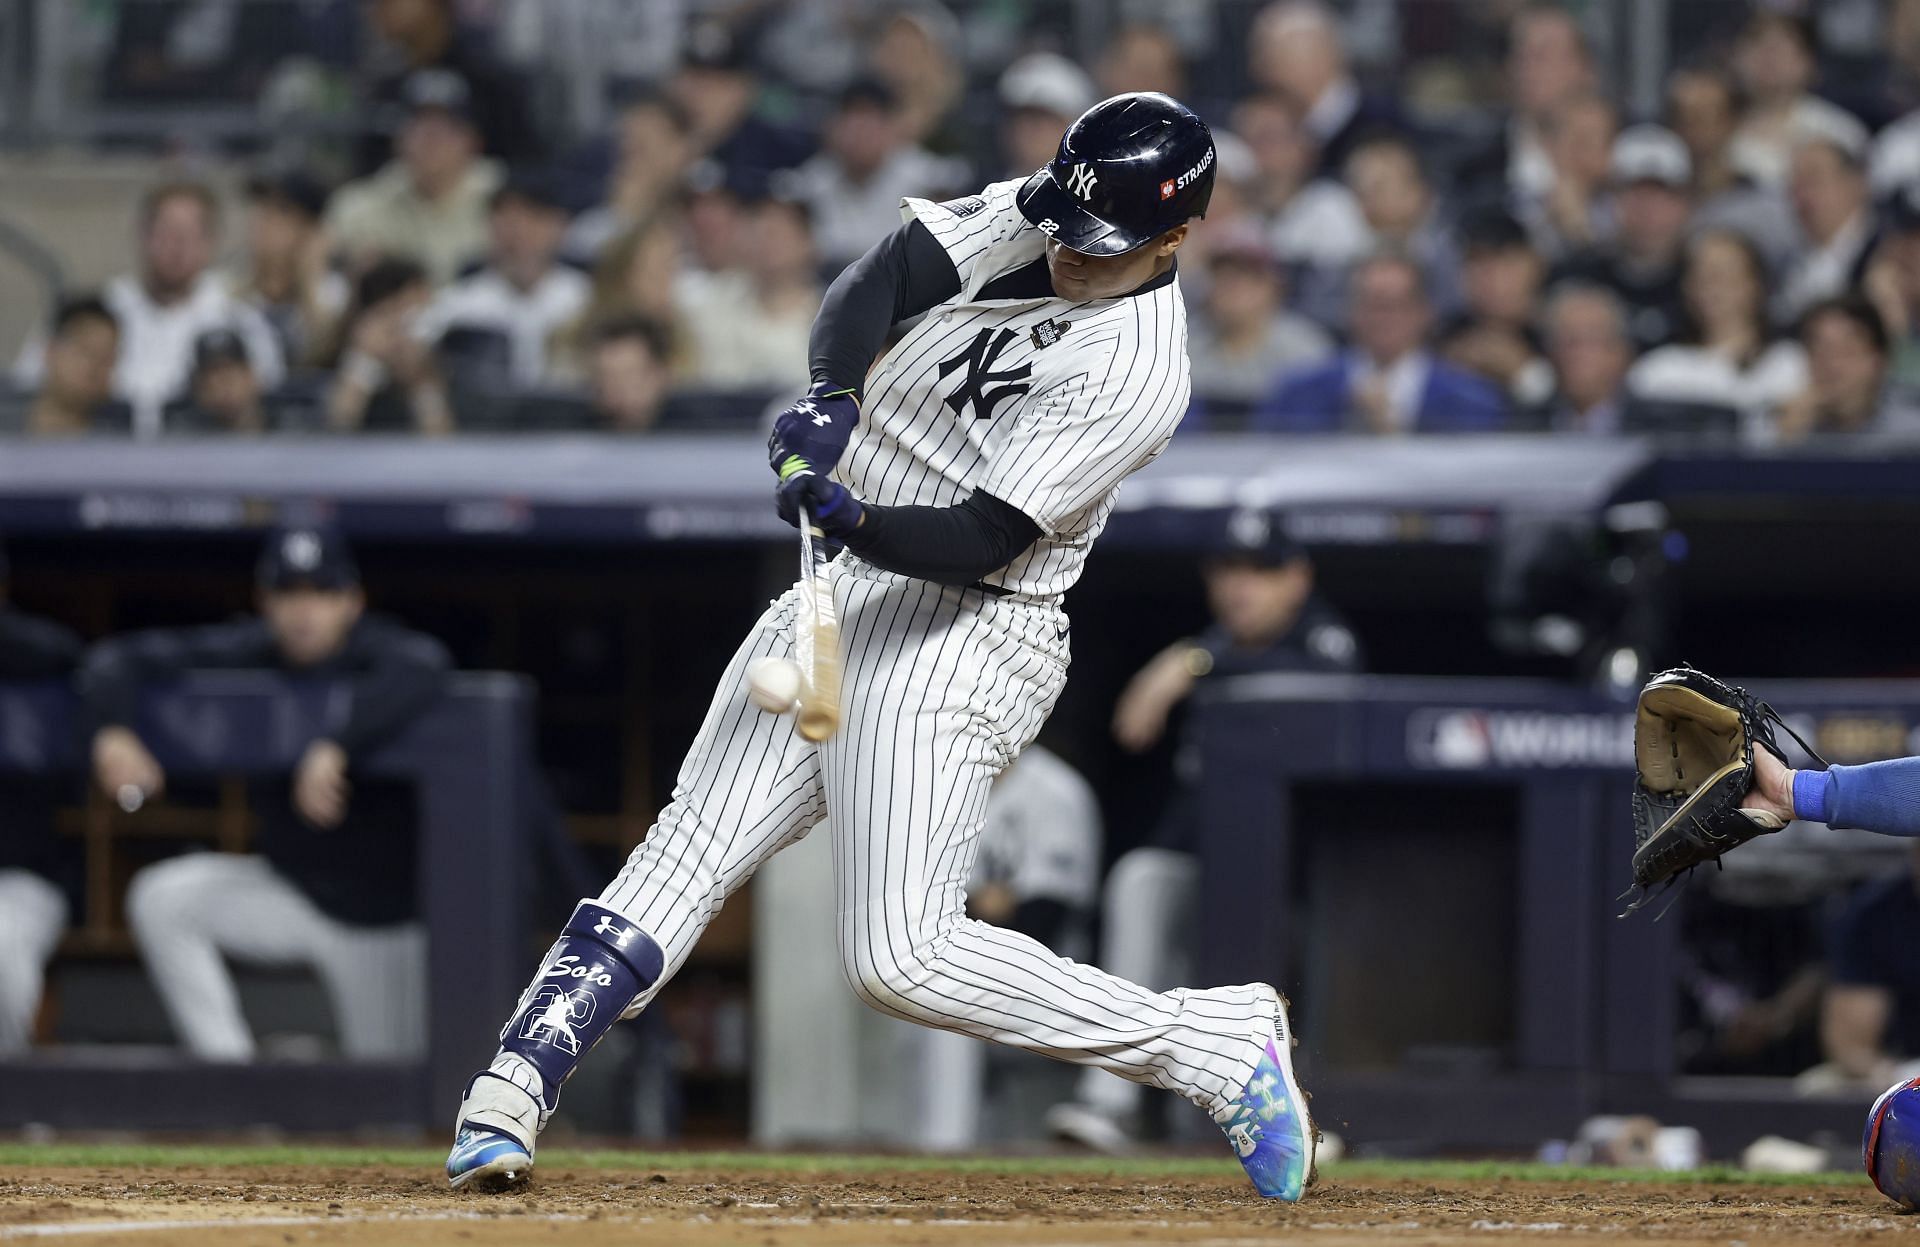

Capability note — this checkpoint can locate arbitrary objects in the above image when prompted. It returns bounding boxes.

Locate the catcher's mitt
[1626,665,1823,911]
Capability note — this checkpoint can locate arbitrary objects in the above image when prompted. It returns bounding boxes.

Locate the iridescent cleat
[446,1126,533,1192]
[1214,990,1315,1200]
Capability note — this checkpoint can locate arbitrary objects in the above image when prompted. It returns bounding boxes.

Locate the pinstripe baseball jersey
[835,178,1191,599]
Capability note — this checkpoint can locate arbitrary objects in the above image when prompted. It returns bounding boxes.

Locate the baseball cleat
[1213,990,1315,1201]
[446,1126,533,1192]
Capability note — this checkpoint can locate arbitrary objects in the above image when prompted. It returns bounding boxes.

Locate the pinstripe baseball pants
[598,558,1273,1114]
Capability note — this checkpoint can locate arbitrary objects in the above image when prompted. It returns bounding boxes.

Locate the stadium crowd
[10,0,1920,442]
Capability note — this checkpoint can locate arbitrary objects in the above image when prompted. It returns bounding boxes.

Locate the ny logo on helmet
[1066,162,1099,201]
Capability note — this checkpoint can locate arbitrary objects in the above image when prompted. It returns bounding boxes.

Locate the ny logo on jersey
[938,327,1032,421]
[1066,162,1099,200]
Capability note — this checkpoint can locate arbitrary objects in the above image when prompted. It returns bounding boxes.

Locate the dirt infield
[0,1157,1911,1247]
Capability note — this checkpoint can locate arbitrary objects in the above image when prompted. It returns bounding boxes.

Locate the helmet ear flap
[1865,1077,1920,1207]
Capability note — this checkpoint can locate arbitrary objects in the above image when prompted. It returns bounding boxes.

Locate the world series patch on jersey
[833,178,1192,600]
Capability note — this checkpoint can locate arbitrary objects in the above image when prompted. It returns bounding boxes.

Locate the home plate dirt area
[0,1146,1909,1246]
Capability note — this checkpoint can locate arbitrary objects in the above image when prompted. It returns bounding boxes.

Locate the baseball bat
[795,505,841,742]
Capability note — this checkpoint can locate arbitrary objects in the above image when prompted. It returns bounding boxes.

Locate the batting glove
[768,382,861,475]
[774,456,864,538]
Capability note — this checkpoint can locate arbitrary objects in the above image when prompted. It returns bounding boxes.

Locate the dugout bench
[1190,673,1920,1153]
[0,673,534,1131]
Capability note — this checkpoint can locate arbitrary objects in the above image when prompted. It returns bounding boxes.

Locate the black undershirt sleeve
[841,488,1043,586]
[809,219,963,399]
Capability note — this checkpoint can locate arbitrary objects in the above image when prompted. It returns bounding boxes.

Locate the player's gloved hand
[767,382,861,476]
[774,456,864,538]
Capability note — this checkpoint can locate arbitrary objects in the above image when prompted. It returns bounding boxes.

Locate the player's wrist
[1791,767,1833,823]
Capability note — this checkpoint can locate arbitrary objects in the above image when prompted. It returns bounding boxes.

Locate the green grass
[0,1142,1871,1187]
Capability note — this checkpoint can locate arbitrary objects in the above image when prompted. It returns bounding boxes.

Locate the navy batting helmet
[1015,92,1215,257]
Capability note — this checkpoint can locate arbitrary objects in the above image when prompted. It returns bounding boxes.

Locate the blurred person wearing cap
[165,330,266,435]
[675,192,820,390]
[1514,91,1619,260]
[563,93,696,266]
[1552,126,1694,350]
[418,171,590,388]
[1186,227,1332,420]
[360,0,536,174]
[1533,282,1637,433]
[0,542,85,1055]
[1453,5,1598,210]
[13,183,284,438]
[1728,12,1867,190]
[23,297,125,438]
[998,53,1098,181]
[326,69,504,286]
[670,22,813,188]
[791,78,969,275]
[1775,133,1878,323]
[327,258,454,434]
[1774,295,1907,440]
[1249,1,1407,179]
[586,314,673,433]
[235,171,348,369]
[1096,24,1187,100]
[1256,253,1509,433]
[1230,92,1371,318]
[1048,509,1360,1153]
[1343,131,1464,315]
[1438,210,1554,410]
[85,528,451,1062]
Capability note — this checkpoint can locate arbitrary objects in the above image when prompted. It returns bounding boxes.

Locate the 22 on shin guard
[499,901,665,1103]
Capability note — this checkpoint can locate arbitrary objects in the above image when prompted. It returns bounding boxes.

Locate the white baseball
[745,656,803,714]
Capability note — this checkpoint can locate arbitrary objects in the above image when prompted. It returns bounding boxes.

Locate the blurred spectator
[1231,93,1370,315]
[236,170,347,369]
[166,330,267,435]
[0,542,84,1056]
[791,78,968,275]
[1668,64,1801,268]
[588,314,672,433]
[1553,125,1693,350]
[419,172,589,388]
[1535,282,1636,432]
[1516,91,1618,259]
[24,297,124,438]
[1440,211,1553,410]
[1815,843,1920,1090]
[15,183,283,438]
[997,53,1098,181]
[676,194,819,391]
[359,0,537,172]
[1729,12,1866,189]
[1776,296,1898,440]
[683,173,748,276]
[864,6,966,151]
[326,69,503,287]
[1457,4,1599,208]
[671,22,812,186]
[1866,183,1920,409]
[1250,1,1405,178]
[1096,24,1187,99]
[89,528,451,1062]
[1627,229,1808,427]
[564,93,696,265]
[1255,253,1509,433]
[1187,227,1332,420]
[326,258,453,434]
[1871,0,1920,195]
[1344,131,1462,314]
[1049,509,1360,1152]
[1776,133,1878,323]
[570,217,687,378]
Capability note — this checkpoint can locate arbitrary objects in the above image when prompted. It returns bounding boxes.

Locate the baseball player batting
[446,92,1313,1201]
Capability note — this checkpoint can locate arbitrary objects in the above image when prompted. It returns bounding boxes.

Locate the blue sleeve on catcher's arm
[1794,756,1920,835]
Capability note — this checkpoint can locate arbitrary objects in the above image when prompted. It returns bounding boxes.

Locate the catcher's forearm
[1793,757,1920,835]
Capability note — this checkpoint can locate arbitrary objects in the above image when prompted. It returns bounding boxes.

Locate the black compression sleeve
[809,219,962,399]
[841,489,1042,586]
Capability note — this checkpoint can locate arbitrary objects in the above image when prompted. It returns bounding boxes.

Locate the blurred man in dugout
[81,528,450,1061]
[1046,508,1363,1152]
[0,543,84,1053]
